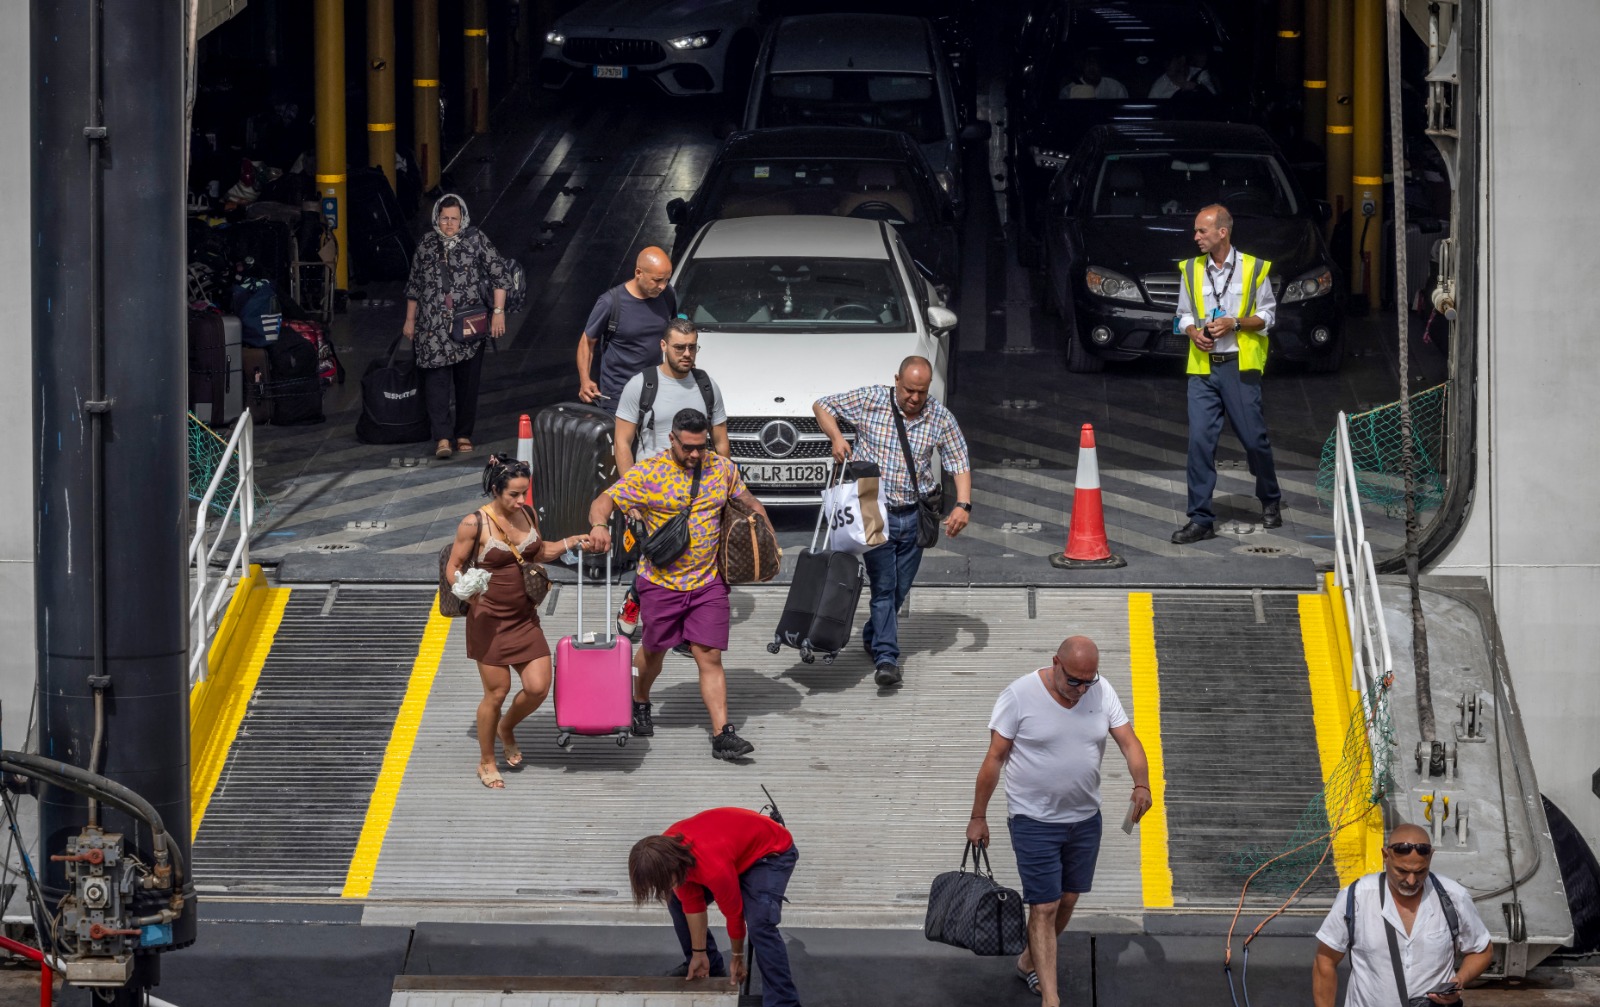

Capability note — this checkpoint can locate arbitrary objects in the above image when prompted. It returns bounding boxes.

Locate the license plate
[592,65,628,79]
[738,462,828,487]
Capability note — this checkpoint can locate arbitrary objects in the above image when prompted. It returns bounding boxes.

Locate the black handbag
[356,337,430,444]
[641,463,702,568]
[890,397,944,549]
[441,242,490,345]
[924,842,1027,957]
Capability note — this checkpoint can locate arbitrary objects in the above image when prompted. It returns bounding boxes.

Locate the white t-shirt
[616,367,728,460]
[988,670,1130,824]
[1314,872,1490,1007]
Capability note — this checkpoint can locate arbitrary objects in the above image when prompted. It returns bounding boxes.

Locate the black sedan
[1040,122,1344,373]
[666,127,962,303]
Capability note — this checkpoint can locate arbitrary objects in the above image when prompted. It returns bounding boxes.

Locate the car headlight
[1280,268,1334,303]
[545,30,566,46]
[668,30,722,50]
[934,170,954,194]
[1084,266,1142,302]
[1032,146,1070,170]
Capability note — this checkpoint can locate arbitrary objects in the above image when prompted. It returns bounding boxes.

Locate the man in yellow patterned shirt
[588,408,770,761]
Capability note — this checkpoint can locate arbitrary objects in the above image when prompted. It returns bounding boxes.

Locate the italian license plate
[739,462,828,487]
[592,65,628,79]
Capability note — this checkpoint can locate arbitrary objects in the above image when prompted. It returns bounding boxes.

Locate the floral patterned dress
[403,228,511,369]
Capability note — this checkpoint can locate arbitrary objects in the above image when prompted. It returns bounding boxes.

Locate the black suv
[666,127,962,303]
[1040,122,1344,373]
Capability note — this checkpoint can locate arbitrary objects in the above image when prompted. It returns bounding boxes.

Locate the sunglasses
[1387,842,1433,857]
[674,439,709,454]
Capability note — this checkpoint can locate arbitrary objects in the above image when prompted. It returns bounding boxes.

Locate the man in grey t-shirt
[967,636,1153,1007]
[615,319,731,474]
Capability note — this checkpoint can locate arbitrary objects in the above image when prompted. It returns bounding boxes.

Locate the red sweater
[669,808,793,941]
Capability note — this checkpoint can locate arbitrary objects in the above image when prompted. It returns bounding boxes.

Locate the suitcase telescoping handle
[811,462,846,553]
[575,524,615,644]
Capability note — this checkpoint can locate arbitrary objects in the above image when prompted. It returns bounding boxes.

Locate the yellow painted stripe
[189,585,292,842]
[464,28,487,36]
[413,78,440,87]
[1127,593,1174,908]
[1300,592,1370,884]
[1352,174,1384,185]
[1326,125,1355,134]
[341,600,452,898]
[315,173,347,184]
[1304,79,1328,88]
[1278,29,1302,38]
[367,122,397,132]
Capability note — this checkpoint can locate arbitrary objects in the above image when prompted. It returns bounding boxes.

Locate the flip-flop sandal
[436,440,453,459]
[456,439,475,454]
[1016,967,1040,996]
[477,765,504,789]
[499,735,523,769]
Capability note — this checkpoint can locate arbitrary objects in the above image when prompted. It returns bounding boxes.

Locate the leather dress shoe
[1262,500,1283,529]
[1171,521,1216,545]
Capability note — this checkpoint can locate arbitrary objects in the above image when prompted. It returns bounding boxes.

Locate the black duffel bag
[924,842,1027,957]
[356,337,430,444]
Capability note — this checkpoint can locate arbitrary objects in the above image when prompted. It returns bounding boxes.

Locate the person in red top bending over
[629,807,800,1005]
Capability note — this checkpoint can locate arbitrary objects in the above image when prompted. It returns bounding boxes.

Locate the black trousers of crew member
[1185,357,1280,527]
[421,347,485,443]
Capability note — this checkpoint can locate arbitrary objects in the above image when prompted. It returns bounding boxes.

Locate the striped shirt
[815,385,969,507]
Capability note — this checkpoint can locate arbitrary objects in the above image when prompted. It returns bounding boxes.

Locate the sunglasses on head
[1387,842,1433,857]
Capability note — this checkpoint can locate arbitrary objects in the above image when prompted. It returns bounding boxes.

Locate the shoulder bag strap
[692,368,715,419]
[1378,878,1413,1005]
[639,367,660,443]
[482,507,535,566]
[889,392,922,499]
[1427,873,1462,948]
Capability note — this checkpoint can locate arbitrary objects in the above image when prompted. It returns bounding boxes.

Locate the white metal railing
[1331,411,1396,791]
[187,413,256,686]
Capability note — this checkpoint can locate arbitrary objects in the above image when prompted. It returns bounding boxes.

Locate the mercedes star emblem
[759,419,800,458]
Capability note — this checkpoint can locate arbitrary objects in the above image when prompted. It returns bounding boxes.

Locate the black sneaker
[631,701,655,737]
[874,662,903,688]
[711,724,754,761]
[672,642,693,657]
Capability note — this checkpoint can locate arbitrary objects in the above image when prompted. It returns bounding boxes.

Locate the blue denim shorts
[1006,812,1103,904]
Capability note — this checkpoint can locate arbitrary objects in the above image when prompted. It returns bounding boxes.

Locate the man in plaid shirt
[814,356,972,688]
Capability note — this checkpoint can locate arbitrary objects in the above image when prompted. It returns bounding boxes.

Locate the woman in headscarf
[402,194,511,459]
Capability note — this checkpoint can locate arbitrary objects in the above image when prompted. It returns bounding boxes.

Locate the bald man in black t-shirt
[577,246,678,413]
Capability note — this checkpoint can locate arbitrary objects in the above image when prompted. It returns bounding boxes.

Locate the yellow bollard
[1302,0,1328,165]
[367,0,397,192]
[314,0,349,290]
[1324,0,1354,230]
[413,0,442,191]
[465,0,490,135]
[1351,0,1385,306]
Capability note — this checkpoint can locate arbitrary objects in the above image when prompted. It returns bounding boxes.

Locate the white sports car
[539,0,768,97]
[671,215,957,504]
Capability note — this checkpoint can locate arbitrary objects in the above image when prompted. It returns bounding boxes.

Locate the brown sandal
[477,764,504,789]
[456,438,475,454]
[435,439,453,459]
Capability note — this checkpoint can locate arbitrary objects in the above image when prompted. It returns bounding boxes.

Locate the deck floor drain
[311,542,361,553]
[1237,544,1291,557]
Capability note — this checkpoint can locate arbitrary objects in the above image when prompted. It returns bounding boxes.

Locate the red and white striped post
[1050,423,1126,569]
[517,413,534,506]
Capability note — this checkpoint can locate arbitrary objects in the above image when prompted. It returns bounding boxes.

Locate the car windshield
[758,73,945,144]
[706,158,928,224]
[676,257,911,333]
[1089,152,1298,218]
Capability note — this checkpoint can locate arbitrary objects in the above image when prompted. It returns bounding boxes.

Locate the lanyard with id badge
[1174,259,1237,336]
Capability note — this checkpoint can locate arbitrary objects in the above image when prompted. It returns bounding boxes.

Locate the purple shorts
[637,577,730,653]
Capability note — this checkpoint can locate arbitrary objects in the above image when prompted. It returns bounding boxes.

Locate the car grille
[1142,272,1180,308]
[561,37,666,65]
[730,438,836,461]
[727,417,855,462]
[726,417,855,436]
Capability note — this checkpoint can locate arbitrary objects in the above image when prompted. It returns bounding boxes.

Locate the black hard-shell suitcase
[530,402,631,570]
[188,309,243,427]
[768,469,865,664]
[356,337,431,444]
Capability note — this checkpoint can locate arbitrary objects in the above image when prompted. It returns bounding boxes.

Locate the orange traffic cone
[517,413,534,506]
[1050,424,1126,569]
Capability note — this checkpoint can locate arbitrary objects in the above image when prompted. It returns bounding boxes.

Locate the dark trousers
[861,508,923,668]
[421,348,484,443]
[667,845,801,1007]
[1185,361,1280,526]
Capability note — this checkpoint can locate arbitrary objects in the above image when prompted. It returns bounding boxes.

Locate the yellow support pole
[1351,0,1385,305]
[314,0,349,290]
[1325,0,1354,228]
[367,0,397,192]
[413,0,442,191]
[1276,0,1304,91]
[1302,0,1328,162]
[465,0,490,135]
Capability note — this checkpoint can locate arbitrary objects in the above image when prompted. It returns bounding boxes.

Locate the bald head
[632,246,673,299]
[1193,204,1233,261]
[1387,823,1429,846]
[1056,636,1099,676]
[894,355,934,417]
[898,355,932,382]
[1199,204,1234,231]
[1382,822,1433,898]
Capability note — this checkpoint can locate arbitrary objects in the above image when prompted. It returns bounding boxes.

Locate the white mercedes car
[539,0,768,97]
[670,215,957,504]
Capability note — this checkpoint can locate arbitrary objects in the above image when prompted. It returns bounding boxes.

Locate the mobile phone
[1427,981,1460,996]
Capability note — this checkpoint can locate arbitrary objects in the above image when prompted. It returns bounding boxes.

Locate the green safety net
[188,414,267,517]
[1227,678,1396,890]
[1317,384,1449,518]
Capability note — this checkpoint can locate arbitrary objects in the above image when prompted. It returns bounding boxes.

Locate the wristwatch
[492,307,505,315]
[955,501,973,513]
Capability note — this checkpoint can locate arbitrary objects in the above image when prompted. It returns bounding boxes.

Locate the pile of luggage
[187,280,343,430]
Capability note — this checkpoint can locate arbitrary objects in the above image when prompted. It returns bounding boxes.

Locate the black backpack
[1344,871,1461,951]
[635,366,715,455]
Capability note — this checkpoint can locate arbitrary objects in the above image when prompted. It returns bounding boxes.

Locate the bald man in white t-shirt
[966,636,1153,1007]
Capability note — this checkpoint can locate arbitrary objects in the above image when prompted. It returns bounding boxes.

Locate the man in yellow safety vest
[1171,204,1282,544]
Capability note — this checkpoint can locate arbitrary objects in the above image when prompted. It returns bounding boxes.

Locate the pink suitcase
[554,549,634,748]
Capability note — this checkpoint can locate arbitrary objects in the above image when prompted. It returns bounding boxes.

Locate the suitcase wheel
[616,735,629,748]
[766,641,781,654]
[556,733,571,749]
[822,654,835,666]
[800,648,815,664]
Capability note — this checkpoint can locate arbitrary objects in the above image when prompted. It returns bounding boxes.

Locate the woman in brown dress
[445,455,593,788]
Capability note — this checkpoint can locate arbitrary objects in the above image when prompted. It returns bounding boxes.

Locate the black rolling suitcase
[188,310,244,427]
[263,333,325,426]
[768,469,865,665]
[530,402,632,569]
